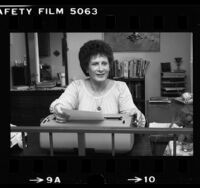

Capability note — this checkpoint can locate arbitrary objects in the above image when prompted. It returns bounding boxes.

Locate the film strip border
[1,4,200,184]
[5,157,199,184]
[0,6,200,31]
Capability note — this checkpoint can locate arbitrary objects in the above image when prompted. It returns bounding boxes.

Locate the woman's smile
[96,73,105,76]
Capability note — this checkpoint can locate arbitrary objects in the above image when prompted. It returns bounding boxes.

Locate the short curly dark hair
[78,40,114,76]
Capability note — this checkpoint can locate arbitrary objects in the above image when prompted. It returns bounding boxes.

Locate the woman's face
[87,54,110,83]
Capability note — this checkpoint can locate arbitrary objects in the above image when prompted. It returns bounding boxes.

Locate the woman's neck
[89,79,109,93]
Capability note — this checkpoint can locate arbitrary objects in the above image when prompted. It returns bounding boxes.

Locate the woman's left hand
[126,108,146,127]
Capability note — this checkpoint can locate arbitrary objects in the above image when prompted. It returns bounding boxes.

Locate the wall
[40,33,64,79]
[10,33,64,86]
[10,32,192,101]
[67,32,192,100]
[10,33,27,87]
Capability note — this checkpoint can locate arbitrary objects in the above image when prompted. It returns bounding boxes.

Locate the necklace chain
[90,80,108,111]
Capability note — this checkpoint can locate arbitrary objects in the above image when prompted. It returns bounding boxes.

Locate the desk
[11,125,192,157]
[146,99,193,155]
[10,133,153,157]
[11,103,193,156]
[11,114,153,157]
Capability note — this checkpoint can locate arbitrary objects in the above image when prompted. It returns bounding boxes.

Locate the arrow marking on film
[127,176,142,183]
[29,177,44,183]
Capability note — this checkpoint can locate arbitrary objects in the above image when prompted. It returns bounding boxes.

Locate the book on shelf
[113,58,150,79]
[135,82,142,99]
[129,59,137,78]
[123,60,129,78]
[120,61,124,78]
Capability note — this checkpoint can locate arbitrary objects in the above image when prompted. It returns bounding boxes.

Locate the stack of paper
[149,122,181,128]
[149,122,171,128]
[61,108,105,121]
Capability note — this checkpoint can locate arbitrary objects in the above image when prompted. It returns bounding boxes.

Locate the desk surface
[12,101,192,157]
[146,99,193,124]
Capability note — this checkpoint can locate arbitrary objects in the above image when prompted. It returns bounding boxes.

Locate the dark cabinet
[12,66,29,86]
[10,90,63,126]
[38,33,50,57]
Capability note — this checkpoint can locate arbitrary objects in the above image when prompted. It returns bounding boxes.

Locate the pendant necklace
[90,80,108,112]
[96,97,103,111]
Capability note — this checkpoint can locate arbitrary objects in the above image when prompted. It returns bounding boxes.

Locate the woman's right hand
[54,103,70,122]
[54,103,65,115]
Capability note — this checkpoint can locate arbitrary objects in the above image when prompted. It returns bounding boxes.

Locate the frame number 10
[144,176,156,183]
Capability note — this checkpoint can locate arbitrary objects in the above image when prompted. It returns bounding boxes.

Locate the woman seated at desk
[50,39,145,127]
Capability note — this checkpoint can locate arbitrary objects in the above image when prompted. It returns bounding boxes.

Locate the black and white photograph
[10,32,193,157]
[3,3,200,184]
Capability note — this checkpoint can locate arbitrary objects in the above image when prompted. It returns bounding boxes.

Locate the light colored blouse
[50,79,145,127]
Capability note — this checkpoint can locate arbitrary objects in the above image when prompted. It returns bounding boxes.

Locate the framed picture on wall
[103,32,160,52]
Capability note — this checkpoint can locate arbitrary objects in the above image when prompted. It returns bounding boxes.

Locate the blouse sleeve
[118,82,146,127]
[49,80,79,113]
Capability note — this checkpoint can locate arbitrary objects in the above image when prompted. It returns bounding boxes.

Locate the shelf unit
[114,77,145,115]
[161,71,186,97]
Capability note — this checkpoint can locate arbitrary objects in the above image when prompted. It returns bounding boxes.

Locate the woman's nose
[98,64,103,71]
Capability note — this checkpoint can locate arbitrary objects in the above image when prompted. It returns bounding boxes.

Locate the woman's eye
[91,62,98,66]
[90,61,108,66]
[102,62,108,65]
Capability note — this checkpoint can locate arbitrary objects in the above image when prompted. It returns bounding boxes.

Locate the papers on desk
[149,122,171,128]
[10,124,27,149]
[149,122,182,128]
[173,97,193,104]
[61,108,105,121]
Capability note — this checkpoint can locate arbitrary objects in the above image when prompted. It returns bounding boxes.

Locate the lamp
[174,57,184,72]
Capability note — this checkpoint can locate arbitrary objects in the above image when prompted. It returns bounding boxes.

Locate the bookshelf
[109,58,149,115]
[161,71,186,97]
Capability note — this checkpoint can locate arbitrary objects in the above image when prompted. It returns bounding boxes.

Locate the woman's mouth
[96,74,105,76]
